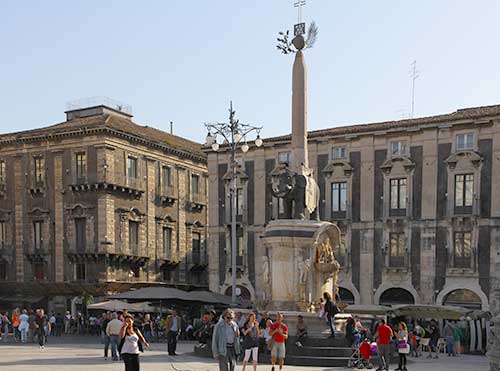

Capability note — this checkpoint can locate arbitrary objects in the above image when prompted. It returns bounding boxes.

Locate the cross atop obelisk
[290,1,309,175]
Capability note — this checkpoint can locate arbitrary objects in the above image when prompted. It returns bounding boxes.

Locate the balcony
[69,173,145,198]
[29,179,45,195]
[159,185,177,206]
[188,193,206,212]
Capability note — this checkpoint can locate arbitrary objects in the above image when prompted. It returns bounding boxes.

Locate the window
[34,157,44,185]
[192,232,201,264]
[236,188,244,215]
[0,260,6,280]
[455,174,474,209]
[456,133,474,151]
[0,221,5,248]
[75,263,86,281]
[389,233,405,267]
[191,174,199,195]
[331,182,347,212]
[278,152,291,165]
[332,147,347,160]
[0,160,5,185]
[75,153,86,178]
[454,232,472,268]
[390,178,407,210]
[390,141,407,156]
[33,262,44,281]
[127,157,138,178]
[162,166,171,190]
[163,227,172,256]
[75,218,86,252]
[129,221,139,254]
[33,221,43,249]
[236,234,244,266]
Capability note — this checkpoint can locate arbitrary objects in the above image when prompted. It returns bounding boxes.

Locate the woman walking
[395,321,409,371]
[119,314,149,371]
[241,312,260,371]
[19,309,30,344]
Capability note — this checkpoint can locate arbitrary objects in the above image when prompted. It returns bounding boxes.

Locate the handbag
[397,339,409,354]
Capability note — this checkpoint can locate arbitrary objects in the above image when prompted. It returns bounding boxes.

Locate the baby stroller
[347,341,375,369]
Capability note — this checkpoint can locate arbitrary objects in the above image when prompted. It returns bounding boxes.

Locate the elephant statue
[270,164,320,220]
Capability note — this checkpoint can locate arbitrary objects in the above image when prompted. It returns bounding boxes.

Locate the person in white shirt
[119,314,148,371]
[106,313,124,361]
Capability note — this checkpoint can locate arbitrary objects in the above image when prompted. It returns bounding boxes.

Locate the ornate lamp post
[205,102,263,306]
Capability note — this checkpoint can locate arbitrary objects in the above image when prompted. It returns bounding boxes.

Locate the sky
[1,0,500,143]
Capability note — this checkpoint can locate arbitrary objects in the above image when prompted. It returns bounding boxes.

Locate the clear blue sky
[2,0,500,143]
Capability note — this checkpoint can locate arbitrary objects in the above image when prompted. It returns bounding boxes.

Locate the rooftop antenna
[170,121,173,134]
[410,60,420,118]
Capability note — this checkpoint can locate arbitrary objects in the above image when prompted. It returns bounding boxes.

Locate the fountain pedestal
[261,219,341,311]
[488,289,500,370]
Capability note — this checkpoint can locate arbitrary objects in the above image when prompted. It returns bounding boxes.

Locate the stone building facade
[207,104,500,310]
[0,103,208,313]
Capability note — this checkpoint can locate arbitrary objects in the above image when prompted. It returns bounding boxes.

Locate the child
[359,338,373,368]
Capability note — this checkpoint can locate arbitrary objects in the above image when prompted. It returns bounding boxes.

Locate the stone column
[53,152,64,282]
[207,153,220,292]
[145,157,156,280]
[291,49,308,174]
[177,166,186,282]
[14,155,24,281]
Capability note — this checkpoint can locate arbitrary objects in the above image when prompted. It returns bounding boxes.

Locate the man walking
[269,312,288,371]
[212,309,240,371]
[106,312,123,361]
[165,310,182,356]
[374,319,393,371]
[34,309,50,349]
[101,312,111,360]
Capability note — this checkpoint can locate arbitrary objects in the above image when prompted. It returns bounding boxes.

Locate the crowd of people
[0,301,474,371]
[343,316,467,371]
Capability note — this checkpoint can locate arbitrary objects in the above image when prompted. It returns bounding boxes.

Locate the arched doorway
[443,289,482,310]
[224,285,252,301]
[379,288,415,306]
[338,287,355,305]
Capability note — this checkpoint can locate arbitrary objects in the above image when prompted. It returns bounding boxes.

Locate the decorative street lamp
[205,101,263,306]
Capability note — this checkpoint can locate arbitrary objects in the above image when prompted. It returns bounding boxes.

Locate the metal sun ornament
[276,0,318,54]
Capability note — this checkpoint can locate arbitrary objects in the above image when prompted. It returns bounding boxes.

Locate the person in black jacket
[323,292,339,338]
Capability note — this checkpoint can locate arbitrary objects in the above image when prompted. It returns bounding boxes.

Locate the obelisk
[291,36,309,176]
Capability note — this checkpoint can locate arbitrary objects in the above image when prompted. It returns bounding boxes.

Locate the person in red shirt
[374,319,393,371]
[269,312,288,371]
[359,338,372,367]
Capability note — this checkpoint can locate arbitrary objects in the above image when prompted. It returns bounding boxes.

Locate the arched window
[443,289,481,310]
[338,287,355,304]
[379,288,415,306]
[225,285,252,301]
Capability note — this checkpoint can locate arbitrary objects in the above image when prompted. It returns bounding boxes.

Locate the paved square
[0,338,489,371]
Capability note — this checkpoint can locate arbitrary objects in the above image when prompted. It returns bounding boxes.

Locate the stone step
[296,336,349,348]
[292,344,353,357]
[259,353,350,367]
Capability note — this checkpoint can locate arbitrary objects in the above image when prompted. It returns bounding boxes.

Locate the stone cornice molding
[322,159,353,177]
[445,150,483,170]
[380,155,415,175]
[0,126,206,164]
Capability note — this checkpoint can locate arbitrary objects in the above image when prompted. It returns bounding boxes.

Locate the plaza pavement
[0,337,489,371]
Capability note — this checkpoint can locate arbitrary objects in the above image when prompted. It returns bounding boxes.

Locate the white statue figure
[262,256,269,284]
[298,258,311,284]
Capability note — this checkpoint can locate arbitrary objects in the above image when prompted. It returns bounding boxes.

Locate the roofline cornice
[0,126,207,164]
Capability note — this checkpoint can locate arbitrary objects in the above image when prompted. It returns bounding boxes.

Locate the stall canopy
[109,287,232,306]
[389,304,469,320]
[342,304,392,315]
[87,300,158,313]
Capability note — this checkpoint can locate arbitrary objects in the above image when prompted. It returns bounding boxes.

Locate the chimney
[170,121,173,134]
